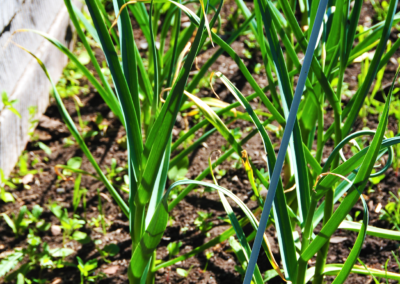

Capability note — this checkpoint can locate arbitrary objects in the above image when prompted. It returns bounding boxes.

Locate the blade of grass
[66,0,114,98]
[169,117,275,211]
[331,196,369,284]
[137,1,209,206]
[342,0,398,136]
[209,156,265,284]
[339,221,400,240]
[305,264,400,282]
[85,0,143,184]
[171,1,285,125]
[17,45,129,217]
[243,0,329,282]
[114,0,141,126]
[215,72,297,279]
[256,0,310,228]
[19,29,123,124]
[301,67,399,265]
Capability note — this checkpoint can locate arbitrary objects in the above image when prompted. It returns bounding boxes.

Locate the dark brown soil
[1,0,400,283]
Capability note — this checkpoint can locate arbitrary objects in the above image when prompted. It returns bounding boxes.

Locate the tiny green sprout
[29,205,51,232]
[27,229,41,246]
[55,47,90,99]
[95,113,108,133]
[243,49,252,59]
[179,130,195,149]
[168,185,182,201]
[0,169,16,203]
[27,106,39,140]
[36,142,52,156]
[231,127,243,140]
[380,190,400,230]
[254,63,263,75]
[2,205,50,238]
[1,91,21,118]
[62,137,76,147]
[72,174,87,216]
[15,151,38,181]
[203,251,214,271]
[116,136,127,150]
[168,156,189,181]
[95,240,120,263]
[31,156,40,167]
[49,203,87,244]
[167,241,182,259]
[216,169,226,179]
[369,169,386,185]
[176,265,193,278]
[180,226,189,234]
[62,157,82,177]
[76,257,101,284]
[2,206,30,237]
[106,158,124,181]
[0,228,76,282]
[194,211,214,236]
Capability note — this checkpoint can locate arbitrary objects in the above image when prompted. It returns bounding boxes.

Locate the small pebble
[22,174,34,185]
[56,188,65,193]
[104,265,120,275]
[51,225,62,236]
[50,278,62,284]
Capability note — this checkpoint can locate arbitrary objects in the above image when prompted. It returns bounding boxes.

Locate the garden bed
[1,0,400,283]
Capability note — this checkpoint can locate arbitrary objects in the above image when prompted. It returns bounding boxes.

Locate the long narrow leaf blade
[243,0,329,281]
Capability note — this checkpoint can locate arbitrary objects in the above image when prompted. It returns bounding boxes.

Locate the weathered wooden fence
[0,0,79,176]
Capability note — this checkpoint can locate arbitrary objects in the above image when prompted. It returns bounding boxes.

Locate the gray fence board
[0,0,82,177]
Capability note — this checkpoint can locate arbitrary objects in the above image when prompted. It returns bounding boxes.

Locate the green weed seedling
[176,265,193,278]
[94,113,109,135]
[0,169,17,203]
[72,174,88,217]
[97,188,107,234]
[55,44,90,99]
[194,211,214,237]
[203,251,214,272]
[49,203,89,244]
[0,230,74,282]
[1,91,21,118]
[380,190,400,230]
[216,168,226,179]
[61,157,83,179]
[89,190,110,233]
[63,137,76,148]
[12,152,38,188]
[167,241,182,259]
[94,240,120,263]
[27,205,51,232]
[105,158,125,182]
[27,105,52,156]
[370,0,389,21]
[2,205,30,237]
[387,130,400,176]
[168,156,189,182]
[76,256,104,284]
[27,106,39,140]
[2,205,49,238]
